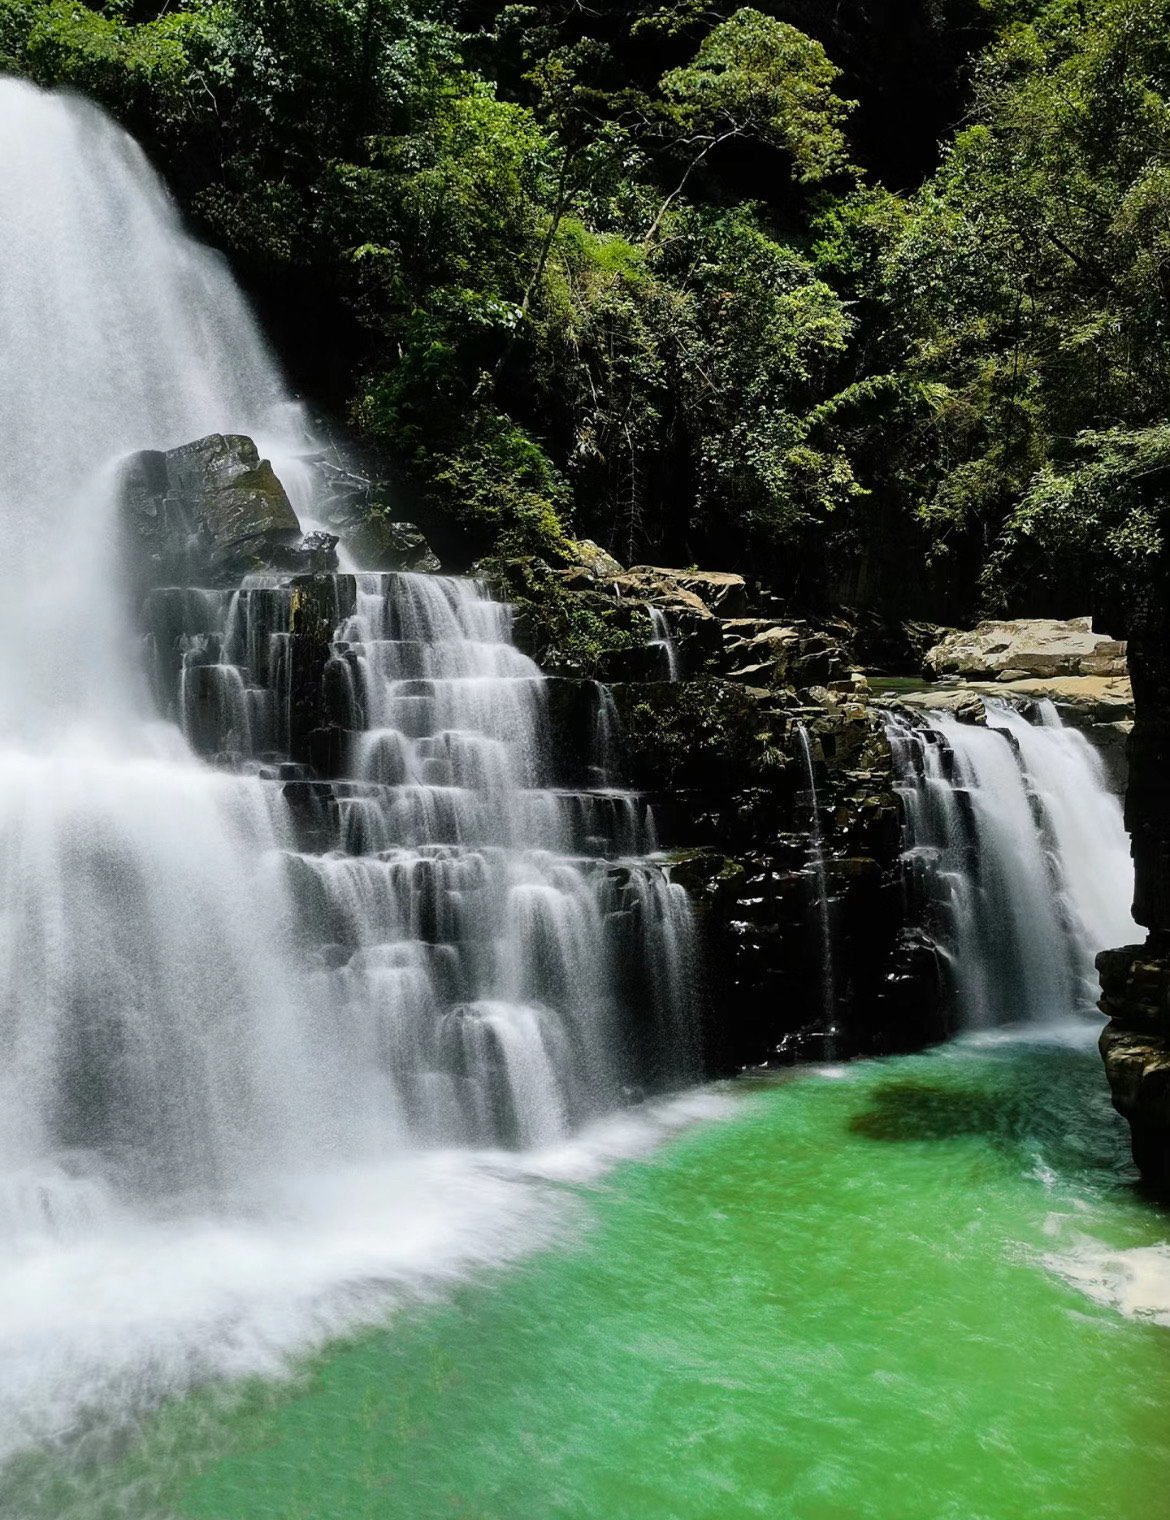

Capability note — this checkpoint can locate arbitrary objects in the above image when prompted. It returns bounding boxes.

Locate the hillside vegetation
[4,0,1169,624]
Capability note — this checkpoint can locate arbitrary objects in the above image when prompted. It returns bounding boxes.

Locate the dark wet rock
[604,674,943,1069]
[166,434,300,559]
[269,530,340,576]
[121,433,305,590]
[1096,552,1170,1184]
[595,643,673,683]
[347,514,441,573]
[1098,943,1170,1189]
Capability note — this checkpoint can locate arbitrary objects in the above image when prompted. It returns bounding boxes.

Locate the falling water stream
[648,607,681,680]
[888,699,1139,1025]
[0,76,692,1464]
[795,724,836,1027]
[3,77,1170,1520]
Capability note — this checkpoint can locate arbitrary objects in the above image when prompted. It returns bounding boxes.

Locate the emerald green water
[9,1027,1170,1520]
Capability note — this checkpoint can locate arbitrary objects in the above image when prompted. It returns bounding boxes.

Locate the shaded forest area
[4,0,1170,628]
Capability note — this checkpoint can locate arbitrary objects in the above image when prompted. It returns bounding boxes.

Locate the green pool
[8,1025,1170,1520]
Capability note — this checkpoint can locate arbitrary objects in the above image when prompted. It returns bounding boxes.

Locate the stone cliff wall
[1099,578,1170,1189]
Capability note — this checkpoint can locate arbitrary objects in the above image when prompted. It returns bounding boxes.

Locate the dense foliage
[4,0,1169,624]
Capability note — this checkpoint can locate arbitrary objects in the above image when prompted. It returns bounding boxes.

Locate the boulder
[605,566,748,617]
[925,617,1127,681]
[627,566,748,617]
[609,568,712,617]
[165,434,302,565]
[270,530,340,576]
[567,539,624,580]
[120,433,307,589]
[720,621,849,691]
[347,514,441,573]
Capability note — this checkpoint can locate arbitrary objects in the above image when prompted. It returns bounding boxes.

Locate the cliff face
[490,551,946,1072]
[1099,578,1170,1188]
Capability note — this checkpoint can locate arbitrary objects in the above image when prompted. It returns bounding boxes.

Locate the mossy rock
[609,678,787,792]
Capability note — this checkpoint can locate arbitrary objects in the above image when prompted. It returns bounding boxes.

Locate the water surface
[9,1025,1170,1520]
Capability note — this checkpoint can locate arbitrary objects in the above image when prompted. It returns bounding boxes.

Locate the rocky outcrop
[925,617,1127,681]
[120,433,338,589]
[605,678,944,1069]
[472,545,946,1069]
[1099,947,1170,1185]
[345,513,442,573]
[148,461,943,1076]
[1098,566,1170,1187]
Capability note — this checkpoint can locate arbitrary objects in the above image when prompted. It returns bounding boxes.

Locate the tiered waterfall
[0,78,693,1256]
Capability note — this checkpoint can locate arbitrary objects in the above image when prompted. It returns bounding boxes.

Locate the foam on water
[1043,1240,1170,1325]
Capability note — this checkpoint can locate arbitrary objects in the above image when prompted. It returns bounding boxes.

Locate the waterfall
[648,607,682,680]
[0,79,693,1447]
[889,698,1137,1027]
[795,725,837,1027]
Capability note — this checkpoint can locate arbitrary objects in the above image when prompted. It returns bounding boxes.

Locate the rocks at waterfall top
[120,433,340,590]
[908,617,1133,786]
[925,617,1128,681]
[493,544,855,694]
[569,539,624,580]
[610,567,749,619]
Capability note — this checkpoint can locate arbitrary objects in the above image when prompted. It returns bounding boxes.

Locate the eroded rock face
[1099,947,1170,1185]
[925,617,1127,681]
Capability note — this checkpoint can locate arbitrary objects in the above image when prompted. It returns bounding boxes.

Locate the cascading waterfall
[889,698,1138,1027]
[0,78,693,1450]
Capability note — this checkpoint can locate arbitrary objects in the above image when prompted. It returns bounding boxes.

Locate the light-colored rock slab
[926,617,1127,680]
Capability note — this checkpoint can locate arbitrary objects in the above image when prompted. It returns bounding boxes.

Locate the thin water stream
[796,723,837,1028]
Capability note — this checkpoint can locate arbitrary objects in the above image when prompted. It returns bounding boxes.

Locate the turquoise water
[6,1025,1170,1520]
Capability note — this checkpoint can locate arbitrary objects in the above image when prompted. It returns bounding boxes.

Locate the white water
[648,606,681,680]
[0,79,693,1454]
[889,698,1138,1026]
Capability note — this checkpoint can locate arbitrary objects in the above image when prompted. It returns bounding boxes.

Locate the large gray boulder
[120,433,338,588]
[346,512,441,573]
[164,434,301,563]
[925,617,1127,681]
